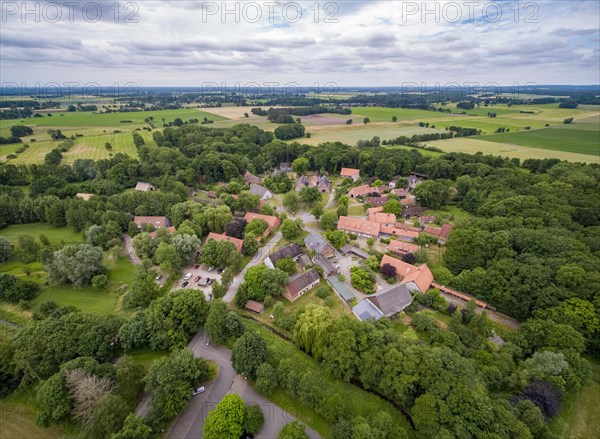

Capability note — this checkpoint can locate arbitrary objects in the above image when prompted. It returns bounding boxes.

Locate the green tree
[197,205,233,234]
[92,274,108,289]
[243,265,289,301]
[145,349,212,422]
[205,300,229,345]
[363,118,370,125]
[350,267,376,294]
[292,157,309,174]
[276,256,297,275]
[0,236,14,262]
[245,219,269,237]
[414,180,452,209]
[203,394,246,439]
[243,233,260,256]
[36,373,71,426]
[293,305,333,361]
[155,242,183,273]
[283,191,300,213]
[132,232,157,260]
[278,421,309,439]
[87,394,129,439]
[44,244,105,286]
[145,289,209,350]
[114,356,145,406]
[382,199,402,216]
[110,414,152,439]
[320,210,338,230]
[17,233,40,263]
[172,233,201,264]
[123,266,159,309]
[300,186,322,207]
[255,362,278,396]
[311,204,324,220]
[325,229,348,249]
[281,218,303,239]
[243,404,265,434]
[231,332,268,379]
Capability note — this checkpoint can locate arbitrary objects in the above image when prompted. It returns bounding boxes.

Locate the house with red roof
[244,212,281,238]
[206,232,243,253]
[337,216,380,239]
[340,167,360,182]
[380,254,433,293]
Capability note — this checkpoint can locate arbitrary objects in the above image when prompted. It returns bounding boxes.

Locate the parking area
[172,263,223,301]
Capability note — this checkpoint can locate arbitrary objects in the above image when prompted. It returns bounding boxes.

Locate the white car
[183,273,192,281]
[192,386,206,395]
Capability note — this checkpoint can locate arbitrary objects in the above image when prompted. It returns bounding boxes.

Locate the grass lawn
[0,224,83,245]
[550,362,600,438]
[0,387,78,439]
[124,348,170,371]
[422,205,474,225]
[347,204,366,216]
[350,107,455,122]
[268,388,331,437]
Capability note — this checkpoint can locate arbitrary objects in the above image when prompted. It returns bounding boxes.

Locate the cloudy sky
[1,0,599,87]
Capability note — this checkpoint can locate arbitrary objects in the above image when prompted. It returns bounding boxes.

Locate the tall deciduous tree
[231,332,268,380]
[203,394,246,439]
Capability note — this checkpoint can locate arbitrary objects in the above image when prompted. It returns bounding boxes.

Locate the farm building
[317,176,332,193]
[134,216,171,229]
[135,182,155,192]
[364,284,413,318]
[304,232,336,258]
[149,226,176,239]
[402,204,424,218]
[284,268,320,302]
[340,167,360,182]
[312,254,337,276]
[327,275,356,302]
[348,184,377,199]
[337,216,380,238]
[250,184,273,200]
[340,244,369,260]
[244,170,262,185]
[295,175,310,192]
[206,232,243,253]
[380,225,419,242]
[352,299,384,321]
[245,300,265,314]
[380,254,433,293]
[388,240,419,256]
[244,212,281,237]
[75,193,94,201]
[366,195,389,207]
[265,243,303,269]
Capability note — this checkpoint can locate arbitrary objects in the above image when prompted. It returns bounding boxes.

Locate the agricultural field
[0,224,136,318]
[481,123,600,157]
[302,123,441,146]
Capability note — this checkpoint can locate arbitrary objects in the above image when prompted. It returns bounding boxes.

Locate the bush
[92,274,109,289]
[243,404,264,434]
[316,286,331,299]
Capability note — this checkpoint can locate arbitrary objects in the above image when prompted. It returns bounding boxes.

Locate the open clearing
[481,124,600,156]
[302,123,441,146]
[0,223,84,244]
[425,137,599,163]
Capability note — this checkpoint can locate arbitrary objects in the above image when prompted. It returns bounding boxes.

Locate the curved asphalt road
[164,330,320,439]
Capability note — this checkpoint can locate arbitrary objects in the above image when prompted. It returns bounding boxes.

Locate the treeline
[276,303,591,438]
[251,105,351,122]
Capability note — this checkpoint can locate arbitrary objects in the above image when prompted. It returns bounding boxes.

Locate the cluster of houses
[352,254,434,321]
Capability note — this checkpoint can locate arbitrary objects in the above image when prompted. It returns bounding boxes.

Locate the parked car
[155,274,163,281]
[194,275,201,282]
[207,293,213,301]
[217,268,224,274]
[207,266,215,272]
[199,278,209,286]
[192,386,205,395]
[184,273,192,280]
[182,281,189,288]
[194,264,200,269]
[206,278,213,285]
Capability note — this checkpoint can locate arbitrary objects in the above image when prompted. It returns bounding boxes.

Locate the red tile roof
[380,225,420,240]
[337,216,380,237]
[440,223,453,239]
[341,167,360,177]
[348,184,376,198]
[149,226,176,239]
[244,212,281,230]
[370,212,397,225]
[207,232,243,253]
[245,300,265,314]
[380,254,433,292]
[388,240,419,254]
